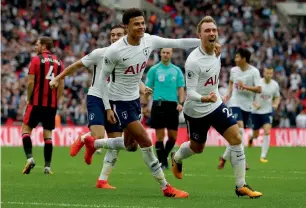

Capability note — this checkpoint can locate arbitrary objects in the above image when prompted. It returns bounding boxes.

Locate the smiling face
[198,22,218,48]
[127,16,146,40]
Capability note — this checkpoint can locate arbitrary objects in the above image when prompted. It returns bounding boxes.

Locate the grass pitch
[1,147,306,208]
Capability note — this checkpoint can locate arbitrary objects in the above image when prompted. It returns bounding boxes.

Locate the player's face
[235,53,245,66]
[264,68,274,81]
[34,40,43,54]
[127,16,146,39]
[160,48,172,62]
[198,22,218,47]
[110,28,125,44]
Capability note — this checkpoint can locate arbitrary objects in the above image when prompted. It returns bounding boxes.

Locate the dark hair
[236,48,251,63]
[39,36,53,50]
[111,24,126,31]
[122,8,145,25]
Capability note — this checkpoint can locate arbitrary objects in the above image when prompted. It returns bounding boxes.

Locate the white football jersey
[227,65,261,112]
[81,47,108,98]
[183,46,223,118]
[99,33,200,109]
[252,78,280,114]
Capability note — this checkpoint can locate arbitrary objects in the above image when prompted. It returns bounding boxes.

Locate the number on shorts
[45,65,55,80]
[222,107,233,118]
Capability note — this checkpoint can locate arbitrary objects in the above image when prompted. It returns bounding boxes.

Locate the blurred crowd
[1,0,306,127]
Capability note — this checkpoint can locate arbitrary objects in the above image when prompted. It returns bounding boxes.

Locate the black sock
[155,141,165,164]
[164,139,176,158]
[22,133,33,159]
[44,138,53,167]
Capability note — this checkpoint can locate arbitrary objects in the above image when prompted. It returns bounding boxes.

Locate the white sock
[222,146,231,161]
[94,137,126,150]
[239,128,245,148]
[140,146,168,190]
[229,144,246,188]
[27,157,34,163]
[261,134,270,158]
[99,150,119,181]
[174,141,195,164]
[81,132,91,142]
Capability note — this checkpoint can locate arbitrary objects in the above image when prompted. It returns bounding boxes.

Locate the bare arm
[55,60,84,81]
[57,79,64,101]
[27,75,35,102]
[272,96,280,110]
[178,87,185,104]
[241,84,262,93]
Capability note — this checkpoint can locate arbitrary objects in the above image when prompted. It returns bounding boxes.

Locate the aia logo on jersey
[143,48,149,57]
[204,74,219,86]
[124,61,147,74]
[260,94,271,100]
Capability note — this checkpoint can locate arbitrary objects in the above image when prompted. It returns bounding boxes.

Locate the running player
[81,8,206,198]
[218,48,261,169]
[50,24,152,189]
[249,67,280,163]
[171,16,263,198]
[22,36,64,174]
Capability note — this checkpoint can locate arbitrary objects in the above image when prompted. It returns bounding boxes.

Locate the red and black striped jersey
[28,51,64,108]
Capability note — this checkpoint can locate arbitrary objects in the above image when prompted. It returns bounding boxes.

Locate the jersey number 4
[45,66,55,80]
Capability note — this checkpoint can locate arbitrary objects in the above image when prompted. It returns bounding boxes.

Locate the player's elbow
[256,86,262,93]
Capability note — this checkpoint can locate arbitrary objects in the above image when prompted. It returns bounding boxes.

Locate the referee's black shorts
[150,101,179,130]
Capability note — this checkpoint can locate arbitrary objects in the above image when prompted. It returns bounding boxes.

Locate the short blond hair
[197,16,217,33]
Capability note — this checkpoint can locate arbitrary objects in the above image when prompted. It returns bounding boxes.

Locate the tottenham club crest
[122,111,128,120]
[89,113,95,120]
[143,48,149,57]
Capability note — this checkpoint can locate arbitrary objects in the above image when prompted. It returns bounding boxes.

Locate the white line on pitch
[1,202,166,208]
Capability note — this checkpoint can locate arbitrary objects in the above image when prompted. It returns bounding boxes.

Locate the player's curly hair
[122,8,145,25]
[197,16,217,33]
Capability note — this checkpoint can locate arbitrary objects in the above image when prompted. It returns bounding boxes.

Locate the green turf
[1,147,306,208]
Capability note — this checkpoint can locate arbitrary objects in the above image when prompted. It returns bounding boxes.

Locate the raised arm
[151,35,200,50]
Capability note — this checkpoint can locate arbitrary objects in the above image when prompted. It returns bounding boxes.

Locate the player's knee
[190,143,204,153]
[228,133,242,146]
[253,131,259,138]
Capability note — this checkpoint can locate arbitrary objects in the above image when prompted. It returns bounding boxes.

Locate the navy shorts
[184,103,237,144]
[230,107,251,127]
[111,98,141,128]
[252,113,273,130]
[86,95,122,133]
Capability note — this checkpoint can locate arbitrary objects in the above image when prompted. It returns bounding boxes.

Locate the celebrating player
[249,67,280,163]
[145,48,185,169]
[81,8,209,198]
[50,24,150,189]
[22,36,64,174]
[170,16,263,198]
[218,47,262,169]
